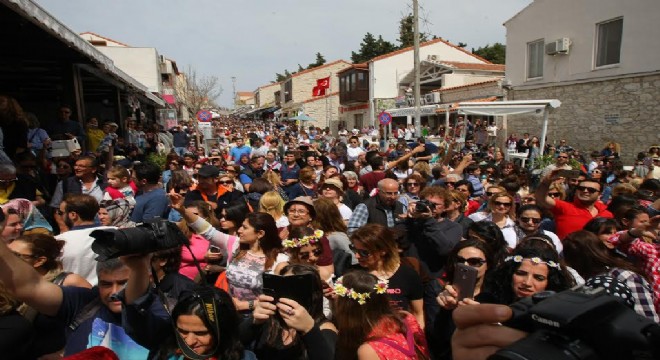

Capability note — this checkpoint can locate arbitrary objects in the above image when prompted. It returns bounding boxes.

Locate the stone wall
[441,81,503,103]
[507,74,660,163]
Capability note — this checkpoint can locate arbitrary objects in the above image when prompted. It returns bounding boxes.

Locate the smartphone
[453,263,478,301]
[262,273,315,310]
[557,169,580,179]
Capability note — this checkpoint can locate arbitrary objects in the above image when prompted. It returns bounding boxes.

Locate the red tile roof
[435,96,499,113]
[79,31,131,47]
[337,63,369,75]
[436,61,505,72]
[431,79,501,93]
[237,92,254,97]
[370,38,491,64]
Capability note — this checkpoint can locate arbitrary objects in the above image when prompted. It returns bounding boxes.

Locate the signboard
[196,110,212,122]
[197,121,213,140]
[387,105,439,117]
[378,111,392,126]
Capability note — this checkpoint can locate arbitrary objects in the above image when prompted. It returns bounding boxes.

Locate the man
[131,162,169,222]
[536,171,613,240]
[251,138,270,157]
[0,162,38,205]
[170,125,189,157]
[557,139,574,154]
[280,150,300,198]
[400,186,463,277]
[541,151,573,177]
[56,194,111,285]
[348,178,405,234]
[516,132,531,153]
[239,155,265,192]
[47,105,86,146]
[183,165,240,216]
[0,238,150,357]
[49,156,106,210]
[229,137,252,162]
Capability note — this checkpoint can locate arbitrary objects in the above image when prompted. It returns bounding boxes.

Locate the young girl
[103,165,136,206]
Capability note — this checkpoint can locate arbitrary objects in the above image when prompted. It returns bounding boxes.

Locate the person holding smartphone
[431,239,495,360]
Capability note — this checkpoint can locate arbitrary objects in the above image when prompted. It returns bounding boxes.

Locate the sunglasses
[456,256,486,267]
[519,216,542,224]
[218,180,233,185]
[493,201,512,207]
[406,183,419,187]
[576,185,599,194]
[299,248,323,260]
[349,244,371,258]
[547,192,561,198]
[557,156,568,159]
[445,182,456,186]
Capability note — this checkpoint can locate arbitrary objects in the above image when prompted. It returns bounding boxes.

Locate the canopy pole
[539,107,549,156]
[444,106,449,137]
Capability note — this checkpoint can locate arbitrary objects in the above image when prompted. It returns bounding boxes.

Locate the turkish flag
[312,86,326,97]
[317,77,330,89]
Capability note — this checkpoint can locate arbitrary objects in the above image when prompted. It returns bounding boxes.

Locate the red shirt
[551,198,613,240]
[360,171,386,194]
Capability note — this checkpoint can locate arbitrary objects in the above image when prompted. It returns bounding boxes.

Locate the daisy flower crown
[505,255,561,270]
[333,276,389,305]
[282,230,324,249]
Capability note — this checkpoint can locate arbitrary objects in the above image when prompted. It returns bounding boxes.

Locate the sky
[36,0,532,108]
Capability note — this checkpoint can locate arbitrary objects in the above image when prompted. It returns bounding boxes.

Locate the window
[527,40,544,79]
[354,114,364,129]
[596,17,623,67]
[284,80,292,102]
[357,72,367,90]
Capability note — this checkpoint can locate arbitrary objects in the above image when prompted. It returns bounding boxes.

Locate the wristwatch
[248,300,255,311]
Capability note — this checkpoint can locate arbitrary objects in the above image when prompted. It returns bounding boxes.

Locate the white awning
[457,99,561,116]
[385,104,439,117]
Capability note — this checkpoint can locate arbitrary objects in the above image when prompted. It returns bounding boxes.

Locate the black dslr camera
[489,286,660,360]
[90,219,188,261]
[415,199,434,213]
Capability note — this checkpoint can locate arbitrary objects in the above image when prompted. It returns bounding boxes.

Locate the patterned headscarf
[100,199,135,228]
[1,198,52,233]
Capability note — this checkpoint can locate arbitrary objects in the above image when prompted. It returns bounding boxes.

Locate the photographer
[400,186,463,278]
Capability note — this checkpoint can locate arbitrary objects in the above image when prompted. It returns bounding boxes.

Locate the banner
[317,76,330,89]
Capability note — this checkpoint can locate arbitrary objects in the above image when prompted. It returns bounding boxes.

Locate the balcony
[339,69,369,105]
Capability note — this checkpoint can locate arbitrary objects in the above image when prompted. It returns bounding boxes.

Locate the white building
[504,0,660,161]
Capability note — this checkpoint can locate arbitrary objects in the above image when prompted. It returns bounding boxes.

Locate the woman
[468,192,517,249]
[162,154,181,189]
[350,224,425,329]
[601,141,620,158]
[319,165,339,185]
[313,197,354,265]
[244,264,337,360]
[527,136,541,168]
[286,167,317,199]
[480,238,570,305]
[9,233,91,358]
[216,172,245,213]
[1,198,52,237]
[445,190,473,237]
[98,199,135,228]
[584,217,621,248]
[563,230,659,321]
[259,191,289,228]
[319,178,352,223]
[399,174,426,210]
[263,169,289,202]
[343,171,363,197]
[512,204,563,253]
[176,201,218,281]
[347,136,365,162]
[171,192,288,312]
[432,239,494,360]
[547,182,566,201]
[334,270,429,360]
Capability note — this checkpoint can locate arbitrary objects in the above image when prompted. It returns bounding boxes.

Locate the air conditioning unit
[426,54,438,61]
[545,38,570,55]
[424,92,441,104]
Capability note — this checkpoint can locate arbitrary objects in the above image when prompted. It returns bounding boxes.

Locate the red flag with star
[317,77,330,89]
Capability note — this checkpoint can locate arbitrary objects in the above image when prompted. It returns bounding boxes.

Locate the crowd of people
[0,94,659,359]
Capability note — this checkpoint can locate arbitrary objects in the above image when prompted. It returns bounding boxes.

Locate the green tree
[398,13,429,48]
[472,43,506,64]
[308,52,327,69]
[457,42,467,48]
[351,33,397,63]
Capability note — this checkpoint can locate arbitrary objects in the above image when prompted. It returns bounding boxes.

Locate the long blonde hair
[258,191,286,220]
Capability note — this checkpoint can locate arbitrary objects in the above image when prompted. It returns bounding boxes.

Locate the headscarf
[100,199,135,228]
[0,198,52,234]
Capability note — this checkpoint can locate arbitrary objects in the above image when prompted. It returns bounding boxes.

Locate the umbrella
[289,113,315,122]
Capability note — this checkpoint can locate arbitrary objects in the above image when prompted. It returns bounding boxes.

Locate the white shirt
[468,212,518,249]
[57,226,116,286]
[338,203,353,222]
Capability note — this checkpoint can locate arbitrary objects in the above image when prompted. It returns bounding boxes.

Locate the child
[103,165,136,206]
[96,122,119,154]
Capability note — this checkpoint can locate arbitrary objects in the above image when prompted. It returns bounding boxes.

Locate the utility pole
[231,76,237,109]
[413,0,421,137]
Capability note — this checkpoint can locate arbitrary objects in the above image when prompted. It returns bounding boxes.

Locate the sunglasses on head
[519,216,542,224]
[349,243,370,258]
[299,248,323,260]
[485,191,498,197]
[456,256,486,267]
[576,185,599,194]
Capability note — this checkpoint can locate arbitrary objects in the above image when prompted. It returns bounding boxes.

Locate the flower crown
[282,230,324,249]
[333,276,389,305]
[505,255,561,269]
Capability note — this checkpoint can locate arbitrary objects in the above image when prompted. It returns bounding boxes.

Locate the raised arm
[0,239,62,316]
[535,170,559,209]
[385,144,425,170]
